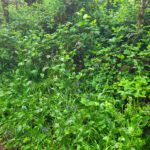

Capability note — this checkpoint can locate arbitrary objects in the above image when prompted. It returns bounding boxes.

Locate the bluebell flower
[66,105,70,109]
[75,81,80,86]
[42,127,49,132]
[78,89,82,93]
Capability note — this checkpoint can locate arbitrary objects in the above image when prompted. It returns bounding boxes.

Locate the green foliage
[0,0,150,149]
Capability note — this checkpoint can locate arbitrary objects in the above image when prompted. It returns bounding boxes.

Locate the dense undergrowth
[0,0,150,149]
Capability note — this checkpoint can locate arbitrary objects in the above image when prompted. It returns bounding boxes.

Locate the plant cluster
[0,0,150,149]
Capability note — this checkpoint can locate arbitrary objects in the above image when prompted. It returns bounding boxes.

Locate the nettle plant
[114,76,150,100]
